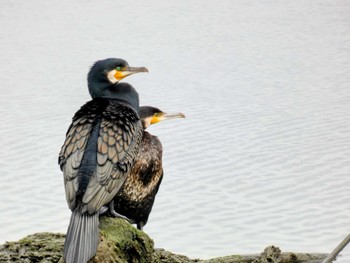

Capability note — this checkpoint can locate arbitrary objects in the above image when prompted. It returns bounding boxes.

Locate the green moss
[0,232,65,263]
[93,217,154,263]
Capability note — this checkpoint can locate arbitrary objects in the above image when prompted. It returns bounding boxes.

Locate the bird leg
[137,222,144,231]
[109,200,134,224]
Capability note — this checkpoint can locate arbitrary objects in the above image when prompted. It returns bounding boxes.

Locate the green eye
[116,67,121,71]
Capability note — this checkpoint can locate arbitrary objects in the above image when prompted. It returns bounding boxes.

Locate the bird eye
[116,67,121,71]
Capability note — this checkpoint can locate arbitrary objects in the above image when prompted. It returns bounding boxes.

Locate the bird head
[87,58,148,99]
[139,106,185,129]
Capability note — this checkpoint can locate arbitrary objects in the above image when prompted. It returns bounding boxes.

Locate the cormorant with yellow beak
[59,58,148,263]
[109,106,185,230]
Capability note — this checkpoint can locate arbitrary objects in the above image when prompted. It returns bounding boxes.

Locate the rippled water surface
[1,0,350,261]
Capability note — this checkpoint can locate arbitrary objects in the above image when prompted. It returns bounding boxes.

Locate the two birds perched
[59,58,184,263]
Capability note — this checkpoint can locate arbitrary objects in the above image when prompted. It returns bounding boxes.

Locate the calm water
[1,0,350,261]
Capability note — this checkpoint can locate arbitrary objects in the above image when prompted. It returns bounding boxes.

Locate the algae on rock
[93,216,154,263]
[0,217,328,263]
[0,232,65,263]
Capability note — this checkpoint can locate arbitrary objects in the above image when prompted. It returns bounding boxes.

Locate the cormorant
[58,58,148,263]
[108,106,185,230]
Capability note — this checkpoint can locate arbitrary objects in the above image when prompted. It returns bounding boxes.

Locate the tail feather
[64,212,99,263]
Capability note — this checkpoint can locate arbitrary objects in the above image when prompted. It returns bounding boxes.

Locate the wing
[59,116,94,209]
[59,99,143,214]
[82,103,143,214]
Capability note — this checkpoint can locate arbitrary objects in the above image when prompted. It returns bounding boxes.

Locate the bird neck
[88,82,140,112]
[141,119,151,129]
[88,79,110,98]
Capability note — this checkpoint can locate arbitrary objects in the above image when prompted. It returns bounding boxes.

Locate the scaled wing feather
[83,110,143,213]
[59,120,93,210]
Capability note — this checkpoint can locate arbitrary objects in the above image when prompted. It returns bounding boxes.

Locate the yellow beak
[114,66,149,81]
[150,112,186,125]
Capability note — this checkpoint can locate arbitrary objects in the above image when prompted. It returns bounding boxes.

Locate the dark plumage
[109,106,185,230]
[59,58,147,263]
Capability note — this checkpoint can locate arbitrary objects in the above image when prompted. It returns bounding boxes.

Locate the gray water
[1,0,350,261]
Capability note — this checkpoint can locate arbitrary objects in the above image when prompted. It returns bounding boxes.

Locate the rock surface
[0,217,328,263]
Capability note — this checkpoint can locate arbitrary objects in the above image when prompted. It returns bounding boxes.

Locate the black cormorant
[108,106,185,230]
[58,58,148,263]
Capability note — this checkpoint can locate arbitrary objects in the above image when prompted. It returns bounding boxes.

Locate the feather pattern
[111,131,164,229]
[59,98,143,213]
[59,98,142,263]
[64,212,99,263]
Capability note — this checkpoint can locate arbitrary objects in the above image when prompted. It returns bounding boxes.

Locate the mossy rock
[0,218,328,263]
[91,216,154,263]
[0,217,153,263]
[0,232,65,262]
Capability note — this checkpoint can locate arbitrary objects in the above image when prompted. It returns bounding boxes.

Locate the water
[1,0,350,261]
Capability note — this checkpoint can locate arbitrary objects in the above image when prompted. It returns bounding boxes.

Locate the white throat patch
[107,69,118,84]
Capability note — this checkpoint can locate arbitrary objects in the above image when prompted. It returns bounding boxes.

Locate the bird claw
[109,200,134,224]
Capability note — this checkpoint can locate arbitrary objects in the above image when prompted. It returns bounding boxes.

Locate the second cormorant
[108,106,185,230]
